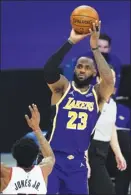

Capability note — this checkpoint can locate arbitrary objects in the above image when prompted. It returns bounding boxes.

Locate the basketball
[70,5,99,34]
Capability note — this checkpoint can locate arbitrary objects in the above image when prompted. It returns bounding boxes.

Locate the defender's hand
[25,104,40,131]
[89,20,101,48]
[68,29,89,44]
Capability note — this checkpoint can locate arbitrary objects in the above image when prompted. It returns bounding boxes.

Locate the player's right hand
[89,20,101,48]
[25,104,41,132]
[68,29,89,44]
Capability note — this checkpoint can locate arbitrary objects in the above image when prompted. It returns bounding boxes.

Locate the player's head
[98,34,111,60]
[12,137,39,168]
[73,56,96,88]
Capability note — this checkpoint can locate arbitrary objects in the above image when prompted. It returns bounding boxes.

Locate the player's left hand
[25,104,40,131]
[69,29,89,44]
[115,154,127,171]
[89,20,101,48]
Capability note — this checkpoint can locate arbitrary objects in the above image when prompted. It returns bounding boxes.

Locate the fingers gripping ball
[70,5,99,34]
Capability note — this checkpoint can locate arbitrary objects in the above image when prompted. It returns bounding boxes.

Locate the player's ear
[93,69,97,77]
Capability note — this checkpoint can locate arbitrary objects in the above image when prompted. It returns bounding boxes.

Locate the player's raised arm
[89,21,114,108]
[25,104,55,178]
[0,163,12,192]
[43,29,89,93]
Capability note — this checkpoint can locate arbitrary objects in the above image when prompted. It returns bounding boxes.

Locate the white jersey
[93,98,117,142]
[2,165,47,194]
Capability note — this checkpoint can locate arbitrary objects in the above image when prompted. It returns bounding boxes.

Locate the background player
[42,21,114,194]
[0,104,55,194]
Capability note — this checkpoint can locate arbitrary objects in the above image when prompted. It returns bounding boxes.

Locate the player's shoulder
[30,165,39,172]
[90,84,99,99]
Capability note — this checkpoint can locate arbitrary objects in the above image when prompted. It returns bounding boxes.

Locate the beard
[73,73,94,88]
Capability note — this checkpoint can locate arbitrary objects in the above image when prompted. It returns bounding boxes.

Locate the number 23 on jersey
[66,111,88,130]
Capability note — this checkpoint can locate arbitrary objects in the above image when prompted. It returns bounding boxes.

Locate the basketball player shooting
[42,21,114,194]
[0,104,55,194]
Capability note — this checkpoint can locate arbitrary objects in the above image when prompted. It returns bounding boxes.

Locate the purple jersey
[49,81,99,155]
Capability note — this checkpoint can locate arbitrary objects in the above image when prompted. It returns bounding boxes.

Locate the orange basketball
[70,5,99,34]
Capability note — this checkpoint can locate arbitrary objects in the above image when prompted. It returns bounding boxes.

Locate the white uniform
[93,98,117,142]
[2,165,47,194]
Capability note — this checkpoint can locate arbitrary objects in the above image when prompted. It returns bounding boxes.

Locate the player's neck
[18,165,34,171]
[74,83,90,92]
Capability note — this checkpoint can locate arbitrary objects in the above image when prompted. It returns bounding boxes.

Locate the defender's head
[98,34,111,61]
[73,56,96,88]
[98,33,111,54]
[12,137,39,168]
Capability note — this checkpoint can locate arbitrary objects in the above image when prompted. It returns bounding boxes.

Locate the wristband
[91,47,99,51]
[68,38,75,45]
[33,128,41,132]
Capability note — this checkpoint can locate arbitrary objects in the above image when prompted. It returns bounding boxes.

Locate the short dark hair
[74,56,95,67]
[12,137,39,168]
[99,33,112,46]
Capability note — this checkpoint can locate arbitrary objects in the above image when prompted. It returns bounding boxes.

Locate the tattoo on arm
[93,49,114,103]
[34,130,55,162]
[93,49,114,84]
